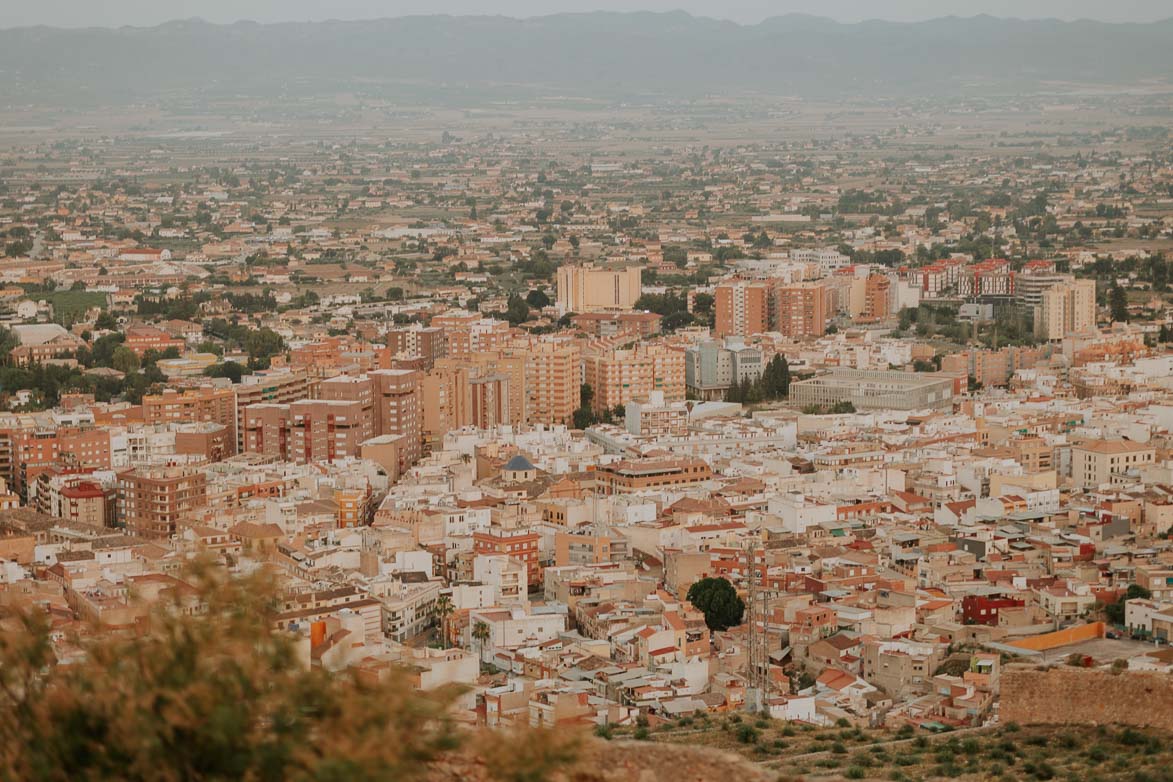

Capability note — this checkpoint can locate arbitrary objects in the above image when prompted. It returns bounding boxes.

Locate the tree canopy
[686,577,745,631]
[0,564,582,782]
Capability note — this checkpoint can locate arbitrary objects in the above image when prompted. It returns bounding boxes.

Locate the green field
[46,291,107,325]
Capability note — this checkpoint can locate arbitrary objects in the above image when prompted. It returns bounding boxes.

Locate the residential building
[556,264,642,312]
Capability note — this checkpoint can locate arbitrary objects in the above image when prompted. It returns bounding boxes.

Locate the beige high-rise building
[117,466,208,539]
[242,399,368,464]
[319,373,377,443]
[370,370,423,470]
[514,338,581,426]
[475,350,527,426]
[431,310,512,358]
[714,281,770,337]
[421,359,512,448]
[556,264,642,312]
[1034,279,1096,340]
[582,343,685,414]
[143,386,238,454]
[242,370,422,473]
[773,281,828,339]
[233,369,314,452]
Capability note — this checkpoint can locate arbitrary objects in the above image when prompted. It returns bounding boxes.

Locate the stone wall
[1001,667,1173,730]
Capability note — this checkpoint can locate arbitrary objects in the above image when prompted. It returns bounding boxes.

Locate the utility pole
[744,540,768,713]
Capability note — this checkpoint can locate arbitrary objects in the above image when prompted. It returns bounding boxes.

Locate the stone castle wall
[1001,667,1173,730]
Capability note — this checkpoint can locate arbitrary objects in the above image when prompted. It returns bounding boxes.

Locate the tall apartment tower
[242,370,423,475]
[143,386,238,453]
[1035,279,1096,340]
[556,264,642,312]
[862,274,891,321]
[370,370,423,471]
[773,281,828,339]
[117,466,208,540]
[714,281,770,337]
[233,369,313,453]
[582,344,685,413]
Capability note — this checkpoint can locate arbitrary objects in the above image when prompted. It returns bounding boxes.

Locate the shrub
[633,726,650,741]
[735,725,759,744]
[1032,762,1056,780]
[845,767,867,779]
[1119,728,1148,746]
[852,751,875,767]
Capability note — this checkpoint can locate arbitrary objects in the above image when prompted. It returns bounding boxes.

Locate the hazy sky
[3,0,1170,28]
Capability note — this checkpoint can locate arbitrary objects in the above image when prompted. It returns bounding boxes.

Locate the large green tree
[1109,283,1129,323]
[686,577,745,631]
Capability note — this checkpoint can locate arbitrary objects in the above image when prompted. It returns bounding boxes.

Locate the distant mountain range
[2,12,1172,104]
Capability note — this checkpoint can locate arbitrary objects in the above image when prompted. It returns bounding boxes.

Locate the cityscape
[1,5,1173,781]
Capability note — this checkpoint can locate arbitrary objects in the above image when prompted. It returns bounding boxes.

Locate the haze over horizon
[2,0,1170,29]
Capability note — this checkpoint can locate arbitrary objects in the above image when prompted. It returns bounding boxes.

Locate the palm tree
[432,594,454,649]
[471,620,491,662]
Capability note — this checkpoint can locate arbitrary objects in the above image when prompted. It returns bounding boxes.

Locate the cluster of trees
[802,401,857,415]
[633,291,694,332]
[516,248,557,279]
[852,248,905,267]
[489,295,531,326]
[0,327,177,408]
[723,355,791,404]
[1105,583,1151,626]
[740,230,773,250]
[837,189,903,216]
[1082,255,1168,293]
[486,289,553,328]
[662,245,689,267]
[897,303,1039,348]
[3,225,32,257]
[201,319,285,370]
[0,314,286,410]
[571,384,623,430]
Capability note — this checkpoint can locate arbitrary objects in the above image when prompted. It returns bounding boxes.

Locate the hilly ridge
[1,12,1171,104]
